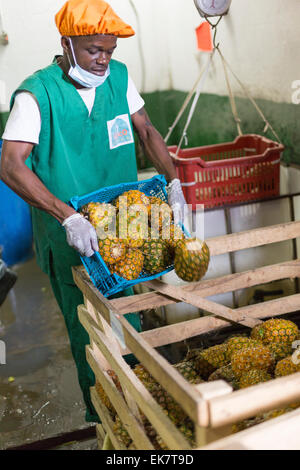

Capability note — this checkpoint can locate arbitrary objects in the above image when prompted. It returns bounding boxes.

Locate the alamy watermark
[0,340,6,365]
[292,340,300,365]
[292,80,300,105]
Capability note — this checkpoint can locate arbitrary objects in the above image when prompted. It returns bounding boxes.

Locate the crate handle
[181,181,196,187]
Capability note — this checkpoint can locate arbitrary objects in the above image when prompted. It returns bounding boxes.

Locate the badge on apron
[107,114,134,150]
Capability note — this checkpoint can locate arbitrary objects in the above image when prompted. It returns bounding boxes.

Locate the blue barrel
[0,140,34,266]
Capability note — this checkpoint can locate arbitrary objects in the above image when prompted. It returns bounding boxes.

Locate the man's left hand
[167,178,187,225]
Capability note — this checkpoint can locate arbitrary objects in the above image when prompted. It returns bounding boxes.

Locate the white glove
[62,213,99,258]
[167,178,187,225]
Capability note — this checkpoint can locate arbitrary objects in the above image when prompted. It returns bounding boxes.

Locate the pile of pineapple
[80,189,210,282]
[95,317,300,449]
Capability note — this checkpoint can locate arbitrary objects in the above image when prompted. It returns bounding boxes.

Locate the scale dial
[194,0,231,17]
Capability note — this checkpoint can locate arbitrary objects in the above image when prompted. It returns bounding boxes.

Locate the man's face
[63,34,117,76]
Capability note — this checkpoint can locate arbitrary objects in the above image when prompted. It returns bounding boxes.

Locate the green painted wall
[1,91,300,168]
[139,91,300,169]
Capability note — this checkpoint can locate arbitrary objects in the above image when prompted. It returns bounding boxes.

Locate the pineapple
[95,370,122,416]
[231,345,275,378]
[133,363,195,442]
[113,416,132,447]
[148,198,173,234]
[250,324,263,342]
[232,415,265,434]
[174,238,210,282]
[208,364,239,390]
[174,360,204,385]
[111,248,144,280]
[98,237,126,265]
[267,342,293,362]
[117,205,148,249]
[226,336,262,361]
[148,195,165,209]
[238,369,272,389]
[162,223,185,250]
[95,379,115,415]
[232,402,300,434]
[275,355,300,377]
[114,190,150,213]
[186,344,229,380]
[155,435,169,451]
[142,238,173,274]
[133,364,154,385]
[251,318,299,345]
[178,422,195,447]
[81,202,116,238]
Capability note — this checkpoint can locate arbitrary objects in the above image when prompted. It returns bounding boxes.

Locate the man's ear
[61,36,70,54]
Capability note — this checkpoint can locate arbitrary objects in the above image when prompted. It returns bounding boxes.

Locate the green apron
[11,58,140,422]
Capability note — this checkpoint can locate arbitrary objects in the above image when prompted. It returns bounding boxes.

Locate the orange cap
[55,0,135,38]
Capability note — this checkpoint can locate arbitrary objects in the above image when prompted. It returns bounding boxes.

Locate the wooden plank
[79,305,132,356]
[200,408,300,450]
[193,381,233,447]
[81,292,300,356]
[96,424,105,450]
[77,288,209,427]
[206,220,300,256]
[78,310,193,449]
[195,381,233,400]
[90,386,126,450]
[115,312,209,427]
[76,270,300,355]
[87,346,155,450]
[84,299,126,353]
[72,267,116,326]
[144,280,262,328]
[134,293,300,350]
[109,260,300,314]
[208,372,300,428]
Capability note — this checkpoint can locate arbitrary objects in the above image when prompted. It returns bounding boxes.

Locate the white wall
[0,0,299,112]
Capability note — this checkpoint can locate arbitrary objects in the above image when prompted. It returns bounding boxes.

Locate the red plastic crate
[168,134,283,210]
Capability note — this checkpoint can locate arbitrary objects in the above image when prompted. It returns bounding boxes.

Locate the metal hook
[204,14,223,49]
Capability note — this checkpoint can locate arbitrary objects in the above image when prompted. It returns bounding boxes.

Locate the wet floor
[0,257,98,450]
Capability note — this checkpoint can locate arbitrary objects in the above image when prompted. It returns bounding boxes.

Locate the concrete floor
[0,256,98,450]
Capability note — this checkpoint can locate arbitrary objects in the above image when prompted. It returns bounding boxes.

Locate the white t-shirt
[2,75,145,145]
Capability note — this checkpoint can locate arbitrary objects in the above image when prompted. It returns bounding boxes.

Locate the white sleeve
[2,92,41,145]
[127,75,145,115]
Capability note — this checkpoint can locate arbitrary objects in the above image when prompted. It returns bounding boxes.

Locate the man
[0,0,186,423]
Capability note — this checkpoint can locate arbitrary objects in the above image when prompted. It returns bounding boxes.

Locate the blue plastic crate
[69,175,179,298]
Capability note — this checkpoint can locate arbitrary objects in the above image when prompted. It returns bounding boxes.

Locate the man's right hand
[62,213,99,257]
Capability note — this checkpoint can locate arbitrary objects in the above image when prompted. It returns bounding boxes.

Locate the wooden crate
[73,220,300,450]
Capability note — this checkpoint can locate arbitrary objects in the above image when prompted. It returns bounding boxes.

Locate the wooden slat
[206,220,300,256]
[200,408,300,450]
[208,373,300,428]
[115,311,209,427]
[144,280,262,328]
[87,346,155,450]
[78,309,192,449]
[73,267,116,326]
[108,259,300,314]
[193,381,233,447]
[90,386,126,450]
[135,293,300,350]
[96,424,105,449]
[76,269,300,355]
[76,282,209,426]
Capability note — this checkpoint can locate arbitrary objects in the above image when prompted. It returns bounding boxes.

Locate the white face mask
[67,37,110,88]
